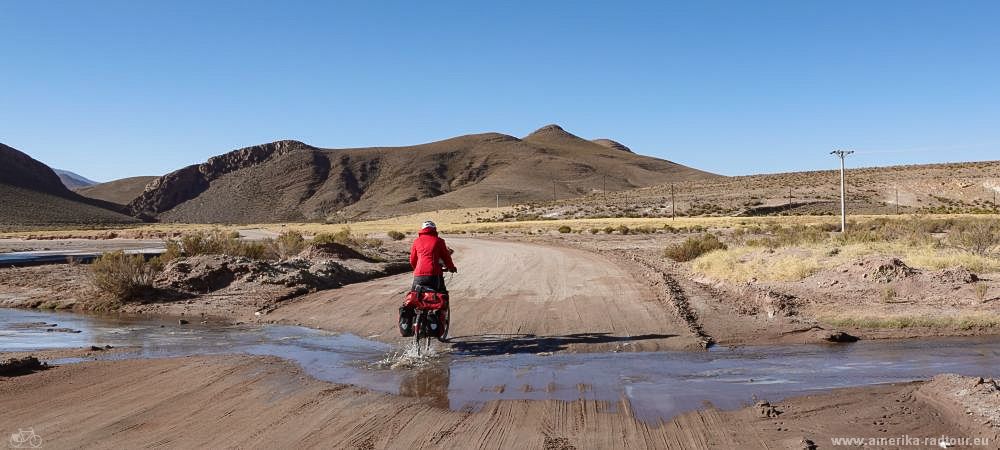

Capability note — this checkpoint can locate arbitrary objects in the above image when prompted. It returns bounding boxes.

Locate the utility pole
[603,175,607,205]
[830,150,854,232]
[552,180,556,202]
[670,183,676,220]
[788,187,793,206]
[895,187,899,215]
[496,194,500,209]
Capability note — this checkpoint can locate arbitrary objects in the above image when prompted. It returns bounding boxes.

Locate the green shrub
[387,230,406,241]
[603,226,615,234]
[664,234,728,262]
[314,227,383,250]
[160,239,183,262]
[947,220,1000,257]
[90,251,160,301]
[275,230,307,259]
[558,225,572,233]
[167,229,273,260]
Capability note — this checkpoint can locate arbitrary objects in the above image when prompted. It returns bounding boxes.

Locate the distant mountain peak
[591,139,633,153]
[54,169,98,189]
[533,124,565,133]
[523,124,585,142]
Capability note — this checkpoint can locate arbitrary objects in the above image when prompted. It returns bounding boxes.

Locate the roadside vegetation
[90,251,161,301]
[821,313,1000,330]
[90,227,391,302]
[687,217,1000,283]
[664,234,727,262]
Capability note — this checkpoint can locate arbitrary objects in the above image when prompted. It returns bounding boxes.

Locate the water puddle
[3,308,1000,423]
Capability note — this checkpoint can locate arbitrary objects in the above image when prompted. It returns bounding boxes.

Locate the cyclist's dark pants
[412,275,447,293]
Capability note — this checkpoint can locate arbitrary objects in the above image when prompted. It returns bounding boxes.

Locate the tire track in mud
[600,249,715,349]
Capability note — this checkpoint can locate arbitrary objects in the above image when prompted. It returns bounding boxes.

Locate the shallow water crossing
[3,308,1000,423]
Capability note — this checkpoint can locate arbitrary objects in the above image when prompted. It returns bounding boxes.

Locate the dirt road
[270,238,701,353]
[2,356,995,449]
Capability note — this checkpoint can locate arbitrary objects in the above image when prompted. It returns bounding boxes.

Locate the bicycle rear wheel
[436,307,450,342]
[414,310,424,354]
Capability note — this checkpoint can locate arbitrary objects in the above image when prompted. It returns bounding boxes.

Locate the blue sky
[2,1,999,182]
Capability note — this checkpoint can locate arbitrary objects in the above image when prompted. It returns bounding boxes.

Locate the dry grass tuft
[90,251,160,301]
[664,234,727,262]
[821,313,1000,330]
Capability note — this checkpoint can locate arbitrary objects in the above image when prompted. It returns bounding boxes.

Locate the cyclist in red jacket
[399,220,456,337]
[409,220,457,293]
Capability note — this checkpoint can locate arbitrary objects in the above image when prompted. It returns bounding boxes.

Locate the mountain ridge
[128,126,720,223]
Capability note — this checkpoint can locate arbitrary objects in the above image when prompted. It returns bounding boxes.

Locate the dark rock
[823,331,859,343]
[0,356,47,376]
[755,401,782,418]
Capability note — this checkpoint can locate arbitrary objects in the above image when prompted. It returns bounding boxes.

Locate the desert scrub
[314,228,383,250]
[880,286,897,302]
[173,229,271,259]
[691,247,822,282]
[90,251,160,301]
[974,282,989,303]
[558,225,572,233]
[821,313,1000,330]
[664,234,727,262]
[896,246,1000,273]
[274,230,307,259]
[387,230,406,241]
[736,224,829,248]
[947,220,1000,257]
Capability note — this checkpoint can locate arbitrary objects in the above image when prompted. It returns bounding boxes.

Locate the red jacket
[410,227,456,276]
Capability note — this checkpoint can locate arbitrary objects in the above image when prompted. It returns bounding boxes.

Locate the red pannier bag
[403,291,448,310]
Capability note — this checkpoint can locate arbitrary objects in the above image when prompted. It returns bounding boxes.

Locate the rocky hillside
[0,143,139,227]
[128,125,720,223]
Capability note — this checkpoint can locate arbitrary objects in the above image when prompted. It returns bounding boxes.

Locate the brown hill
[76,176,158,206]
[128,125,720,223]
[0,143,140,227]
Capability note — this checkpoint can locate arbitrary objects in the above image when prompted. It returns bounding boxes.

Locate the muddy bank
[495,233,858,347]
[1,344,131,365]
[504,232,1000,346]
[0,242,409,323]
[0,356,996,449]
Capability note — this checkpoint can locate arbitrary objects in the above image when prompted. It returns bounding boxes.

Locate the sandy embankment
[1,356,997,449]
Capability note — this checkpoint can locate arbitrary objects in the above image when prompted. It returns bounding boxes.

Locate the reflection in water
[399,365,451,409]
[3,308,1000,424]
